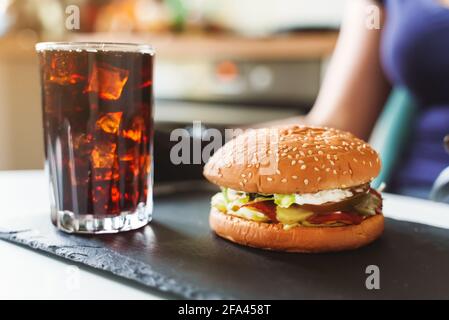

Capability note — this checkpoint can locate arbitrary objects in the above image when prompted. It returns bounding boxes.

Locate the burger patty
[211,187,382,229]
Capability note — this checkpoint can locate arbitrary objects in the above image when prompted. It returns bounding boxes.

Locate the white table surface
[1,170,449,299]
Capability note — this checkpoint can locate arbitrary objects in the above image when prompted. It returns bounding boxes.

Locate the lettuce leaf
[353,193,381,216]
[214,188,250,212]
[273,194,296,208]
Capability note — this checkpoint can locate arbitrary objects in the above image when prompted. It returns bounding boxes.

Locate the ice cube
[85,62,129,100]
[121,116,144,142]
[119,150,138,163]
[138,79,153,89]
[119,146,140,176]
[96,112,123,134]
[93,168,119,181]
[92,180,120,215]
[110,185,120,203]
[91,142,117,168]
[140,154,151,175]
[92,183,108,215]
[73,133,93,156]
[48,53,85,85]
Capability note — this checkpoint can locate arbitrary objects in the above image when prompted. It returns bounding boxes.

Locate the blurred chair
[430,167,449,203]
[430,135,449,203]
[369,86,418,189]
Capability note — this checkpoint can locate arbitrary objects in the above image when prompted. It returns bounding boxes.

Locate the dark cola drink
[36,42,154,234]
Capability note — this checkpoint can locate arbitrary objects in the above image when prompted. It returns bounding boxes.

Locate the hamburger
[203,125,384,253]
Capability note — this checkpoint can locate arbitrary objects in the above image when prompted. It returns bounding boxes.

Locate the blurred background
[0,0,344,170]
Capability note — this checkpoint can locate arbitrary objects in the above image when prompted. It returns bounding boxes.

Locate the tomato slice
[306,211,364,225]
[244,201,278,222]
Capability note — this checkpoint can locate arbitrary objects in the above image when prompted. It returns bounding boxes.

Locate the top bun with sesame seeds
[203,125,381,194]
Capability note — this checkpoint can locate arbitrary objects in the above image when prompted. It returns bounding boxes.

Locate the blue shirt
[380,0,449,190]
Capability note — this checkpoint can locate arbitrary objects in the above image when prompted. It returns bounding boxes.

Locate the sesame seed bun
[203,126,381,194]
[209,208,384,253]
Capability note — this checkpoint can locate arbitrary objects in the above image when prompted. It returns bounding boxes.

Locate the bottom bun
[209,208,384,253]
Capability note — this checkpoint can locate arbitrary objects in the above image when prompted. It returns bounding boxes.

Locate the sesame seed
[308,150,313,155]
[295,154,300,159]
[281,178,287,183]
[226,163,232,168]
[333,170,337,175]
[330,160,335,166]
[243,179,248,183]
[292,147,297,152]
[287,154,293,159]
[276,169,281,175]
[302,143,308,148]
[353,158,358,163]
[291,160,296,165]
[218,173,223,178]
[248,172,252,178]
[362,160,366,165]
[255,163,260,168]
[318,150,324,155]
[298,160,305,164]
[281,153,287,157]
[292,175,298,179]
[369,161,373,167]
[326,154,331,160]
[299,151,305,157]
[333,155,338,160]
[317,177,322,182]
[247,164,252,168]
[349,169,353,174]
[314,167,319,172]
[326,168,330,172]
[241,173,246,178]
[300,165,307,170]
[239,182,244,187]
[314,156,319,162]
[342,184,347,188]
[267,177,273,182]
[304,179,309,185]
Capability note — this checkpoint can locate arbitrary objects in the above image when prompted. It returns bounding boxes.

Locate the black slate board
[1,191,449,299]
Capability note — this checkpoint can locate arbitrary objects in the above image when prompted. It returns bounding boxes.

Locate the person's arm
[261,0,391,140]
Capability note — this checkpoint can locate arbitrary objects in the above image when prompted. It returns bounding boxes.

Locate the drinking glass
[36,42,154,233]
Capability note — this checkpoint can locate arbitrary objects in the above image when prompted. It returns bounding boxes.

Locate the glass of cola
[36,42,154,234]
